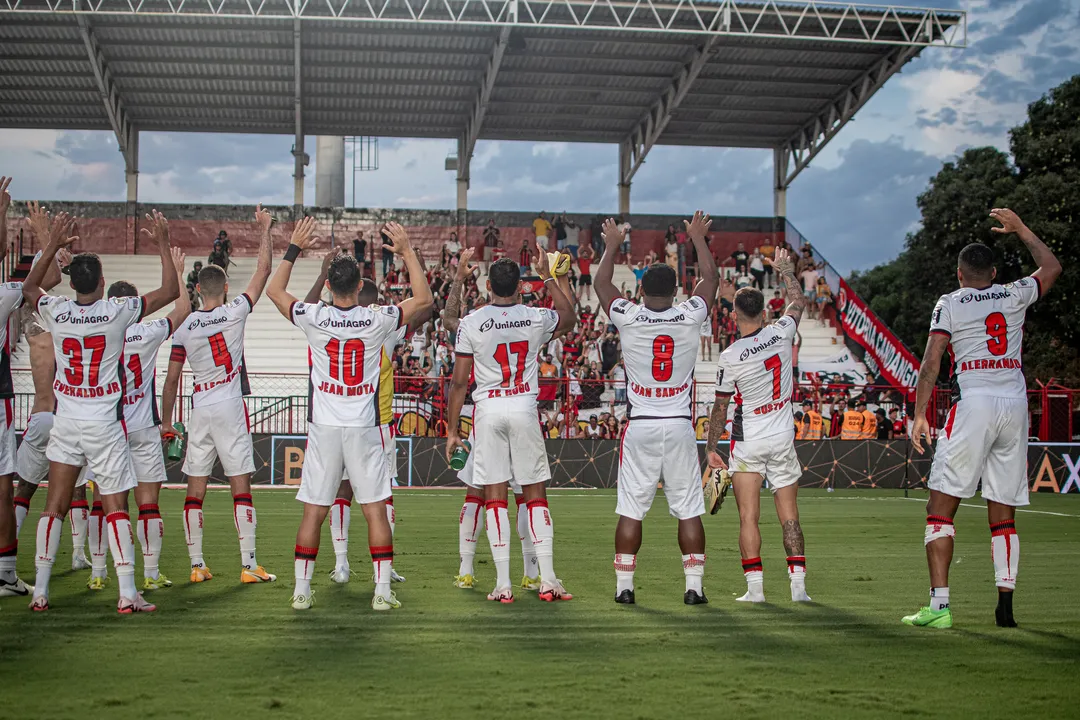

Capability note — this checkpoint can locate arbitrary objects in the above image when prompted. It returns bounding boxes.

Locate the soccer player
[266,219,432,610]
[904,209,1061,629]
[445,251,576,603]
[106,232,192,591]
[706,248,810,604]
[595,211,718,605]
[24,206,180,612]
[161,205,276,585]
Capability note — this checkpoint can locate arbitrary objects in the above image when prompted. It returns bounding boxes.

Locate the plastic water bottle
[449,440,471,471]
[167,422,186,462]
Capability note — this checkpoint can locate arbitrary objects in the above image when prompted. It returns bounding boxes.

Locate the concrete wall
[2,202,785,267]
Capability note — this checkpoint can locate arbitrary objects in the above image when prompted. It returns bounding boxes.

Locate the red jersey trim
[929,329,951,338]
[241,293,254,311]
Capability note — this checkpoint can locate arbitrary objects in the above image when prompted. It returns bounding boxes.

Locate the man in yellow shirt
[799,399,824,440]
[840,400,864,440]
[533,212,553,252]
[857,398,877,440]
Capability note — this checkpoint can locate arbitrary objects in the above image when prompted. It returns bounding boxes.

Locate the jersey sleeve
[1005,276,1040,310]
[290,301,315,328]
[929,295,952,338]
[608,298,636,330]
[774,314,798,340]
[714,354,736,397]
[380,304,404,331]
[109,296,144,326]
[535,307,559,343]
[147,317,172,345]
[679,295,709,324]
[455,317,474,358]
[0,283,24,317]
[228,294,253,320]
[35,295,63,333]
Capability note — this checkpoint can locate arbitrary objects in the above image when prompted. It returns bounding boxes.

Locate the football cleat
[240,566,276,584]
[117,593,157,614]
[372,592,401,611]
[390,568,406,583]
[29,596,49,612]
[791,584,812,603]
[736,589,766,603]
[86,575,109,591]
[614,589,636,605]
[454,574,476,589]
[291,592,314,610]
[684,589,709,605]
[705,468,733,515]
[0,576,33,597]
[538,579,573,602]
[189,566,213,583]
[520,575,541,591]
[329,566,351,584]
[71,552,92,571]
[487,586,515,604]
[142,574,173,591]
[901,606,953,629]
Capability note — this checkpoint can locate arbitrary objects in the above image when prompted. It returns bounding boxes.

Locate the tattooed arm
[441,247,475,334]
[706,395,730,469]
[770,247,806,325]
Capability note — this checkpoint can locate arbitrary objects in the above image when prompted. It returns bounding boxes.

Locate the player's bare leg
[773,484,810,601]
[13,479,36,538]
[229,473,274,583]
[515,493,539,589]
[987,500,1019,628]
[678,517,708,604]
[292,502,330,609]
[521,481,571,602]
[483,481,515,602]
[455,488,485,588]
[30,462,81,610]
[0,471,32,599]
[183,475,212,581]
[732,472,766,603]
[134,480,169,589]
[69,484,90,570]
[87,484,110,589]
[361,500,399,610]
[902,490,960,628]
[613,515,643,603]
[99,488,155,614]
[329,480,353,583]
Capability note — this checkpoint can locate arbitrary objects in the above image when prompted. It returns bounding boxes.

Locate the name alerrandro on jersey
[738,333,783,361]
[478,318,531,332]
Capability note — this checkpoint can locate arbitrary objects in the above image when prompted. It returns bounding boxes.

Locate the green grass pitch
[2,488,1078,719]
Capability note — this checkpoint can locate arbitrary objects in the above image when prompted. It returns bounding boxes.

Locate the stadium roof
[0,0,965,188]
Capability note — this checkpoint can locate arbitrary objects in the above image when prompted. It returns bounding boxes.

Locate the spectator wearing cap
[800,399,824,440]
[875,408,890,440]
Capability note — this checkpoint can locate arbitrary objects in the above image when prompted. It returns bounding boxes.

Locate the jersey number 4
[493,341,529,387]
[208,332,234,373]
[62,335,106,386]
[985,312,1008,356]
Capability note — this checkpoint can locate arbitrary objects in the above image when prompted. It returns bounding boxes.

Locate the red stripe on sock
[70,500,89,510]
[233,493,253,507]
[0,542,16,557]
[332,498,351,508]
[13,497,29,508]
[485,499,508,510]
[106,513,128,562]
[385,496,393,506]
[464,493,484,505]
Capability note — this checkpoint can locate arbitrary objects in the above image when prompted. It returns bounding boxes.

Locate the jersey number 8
[651,335,674,382]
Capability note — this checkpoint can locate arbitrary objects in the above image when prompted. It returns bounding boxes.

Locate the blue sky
[1,0,1078,274]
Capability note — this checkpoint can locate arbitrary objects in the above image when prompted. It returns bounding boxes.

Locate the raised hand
[56,248,73,269]
[26,200,50,240]
[533,240,552,280]
[381,222,412,256]
[989,208,1027,235]
[290,216,319,250]
[49,212,77,247]
[771,247,794,276]
[170,246,187,276]
[456,246,476,281]
[139,210,170,247]
[0,176,11,215]
[601,218,623,248]
[320,246,342,274]
[684,210,712,241]
[255,203,273,233]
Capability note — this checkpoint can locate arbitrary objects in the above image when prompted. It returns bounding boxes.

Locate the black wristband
[284,244,302,262]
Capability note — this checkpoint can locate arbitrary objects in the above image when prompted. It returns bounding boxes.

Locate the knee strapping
[924,515,955,546]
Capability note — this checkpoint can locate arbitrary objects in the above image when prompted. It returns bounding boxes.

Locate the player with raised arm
[106,229,192,591]
[903,209,1061,629]
[445,250,576,604]
[266,220,432,610]
[595,211,718,605]
[24,207,179,613]
[706,247,810,604]
[161,205,276,585]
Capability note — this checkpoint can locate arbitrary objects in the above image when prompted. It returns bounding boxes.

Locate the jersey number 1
[493,341,529,387]
[764,354,782,400]
[62,335,106,386]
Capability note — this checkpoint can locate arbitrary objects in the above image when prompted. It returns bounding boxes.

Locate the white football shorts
[617,419,705,521]
[128,426,168,484]
[299,423,391,507]
[0,399,15,477]
[181,397,256,477]
[385,425,398,481]
[471,402,550,488]
[458,434,523,494]
[46,416,137,495]
[729,431,801,492]
[928,395,1029,507]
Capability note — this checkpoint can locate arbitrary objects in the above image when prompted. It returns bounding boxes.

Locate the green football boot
[901,606,953,628]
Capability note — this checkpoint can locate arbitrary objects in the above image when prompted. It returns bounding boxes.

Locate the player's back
[456,303,558,407]
[122,317,172,431]
[608,295,708,419]
[716,315,797,441]
[930,278,1038,401]
[171,294,252,407]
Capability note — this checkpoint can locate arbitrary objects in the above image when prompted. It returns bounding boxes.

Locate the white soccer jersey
[0,283,25,401]
[455,303,559,408]
[608,295,708,420]
[715,314,798,441]
[291,301,403,427]
[37,294,145,421]
[929,277,1039,401]
[121,317,172,432]
[170,294,252,408]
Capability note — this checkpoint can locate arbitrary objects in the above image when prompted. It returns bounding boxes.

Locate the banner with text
[837,278,920,389]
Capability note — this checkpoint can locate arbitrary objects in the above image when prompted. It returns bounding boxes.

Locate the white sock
[233,494,258,569]
[683,553,705,594]
[0,543,17,582]
[294,544,316,597]
[990,520,1019,590]
[184,497,205,568]
[787,556,807,585]
[371,545,393,599]
[930,586,950,612]
[458,493,484,577]
[137,504,163,580]
[70,499,89,556]
[330,498,351,569]
[486,500,511,589]
[14,498,29,538]
[89,502,108,579]
[614,552,636,593]
[106,511,137,599]
[517,499,539,579]
[742,557,764,596]
[34,513,64,600]
[526,498,555,584]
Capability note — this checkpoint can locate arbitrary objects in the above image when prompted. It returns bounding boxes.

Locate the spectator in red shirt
[767,290,785,319]
[577,243,594,302]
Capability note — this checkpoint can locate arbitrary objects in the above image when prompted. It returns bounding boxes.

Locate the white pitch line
[899,496,1079,518]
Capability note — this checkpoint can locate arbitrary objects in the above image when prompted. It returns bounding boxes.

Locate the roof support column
[772,147,788,218]
[125,127,139,204]
[456,135,469,213]
[291,18,307,217]
[617,140,631,215]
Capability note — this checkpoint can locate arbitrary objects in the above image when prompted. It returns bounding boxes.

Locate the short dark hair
[856,398,867,407]
[847,399,857,409]
[327,255,361,297]
[733,287,765,319]
[801,399,812,408]
[958,242,994,280]
[489,258,520,298]
[794,411,804,422]
[889,408,899,415]
[107,280,138,299]
[641,264,677,298]
[357,278,379,306]
[69,253,103,295]
[197,265,227,297]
